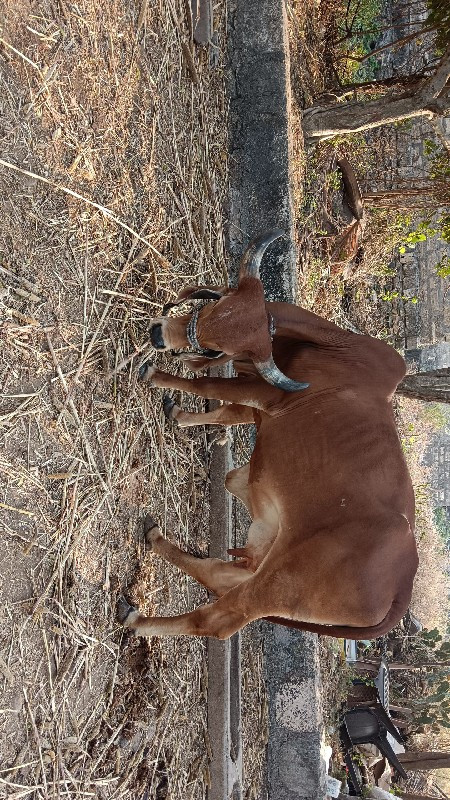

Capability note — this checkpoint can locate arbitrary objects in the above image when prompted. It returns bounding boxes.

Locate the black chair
[340,704,407,795]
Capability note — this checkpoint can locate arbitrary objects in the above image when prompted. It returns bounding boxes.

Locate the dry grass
[240,626,269,800]
[286,23,414,342]
[0,1,230,797]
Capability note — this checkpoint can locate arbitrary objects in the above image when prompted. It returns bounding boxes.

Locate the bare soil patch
[0,2,229,797]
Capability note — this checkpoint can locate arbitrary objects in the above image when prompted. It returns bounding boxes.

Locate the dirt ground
[2,0,438,797]
[0,1,233,797]
[0,1,339,797]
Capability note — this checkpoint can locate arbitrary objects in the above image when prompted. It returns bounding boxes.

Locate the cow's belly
[250,504,417,627]
[248,396,414,528]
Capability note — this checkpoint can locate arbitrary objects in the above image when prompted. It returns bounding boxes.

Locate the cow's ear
[162,286,226,316]
[189,289,223,301]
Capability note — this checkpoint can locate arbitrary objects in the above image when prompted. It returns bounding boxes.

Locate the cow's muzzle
[150,323,165,350]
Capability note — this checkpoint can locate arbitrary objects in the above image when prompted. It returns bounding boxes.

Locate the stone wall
[422,430,450,507]
[364,0,450,510]
[367,124,450,515]
[405,342,450,371]
[405,346,450,508]
[361,0,450,350]
[365,116,450,351]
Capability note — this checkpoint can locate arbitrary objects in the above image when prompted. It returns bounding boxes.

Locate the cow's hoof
[117,597,138,626]
[143,514,161,548]
[139,361,156,382]
[162,393,178,422]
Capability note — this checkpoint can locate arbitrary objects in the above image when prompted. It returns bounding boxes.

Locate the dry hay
[0,1,230,797]
[287,9,407,342]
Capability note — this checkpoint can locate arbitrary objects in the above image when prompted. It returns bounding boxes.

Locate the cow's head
[146,230,308,392]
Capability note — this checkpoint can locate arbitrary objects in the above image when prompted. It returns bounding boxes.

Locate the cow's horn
[254,356,309,393]
[239,229,285,280]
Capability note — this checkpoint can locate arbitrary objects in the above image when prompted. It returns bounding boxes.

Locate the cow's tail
[263,590,412,640]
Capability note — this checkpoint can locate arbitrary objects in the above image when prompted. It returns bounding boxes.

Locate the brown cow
[118,231,418,640]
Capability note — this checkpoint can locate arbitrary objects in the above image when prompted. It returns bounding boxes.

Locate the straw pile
[0,1,231,797]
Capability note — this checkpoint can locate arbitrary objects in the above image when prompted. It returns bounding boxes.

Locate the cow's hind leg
[144,516,252,597]
[118,589,251,640]
[163,396,254,428]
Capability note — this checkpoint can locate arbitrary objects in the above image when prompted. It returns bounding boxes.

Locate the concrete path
[206,1,326,798]
[207,387,242,799]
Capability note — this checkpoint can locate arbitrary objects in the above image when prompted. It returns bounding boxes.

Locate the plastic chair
[340,704,407,795]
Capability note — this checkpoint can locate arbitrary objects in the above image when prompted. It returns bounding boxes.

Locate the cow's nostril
[150,323,165,349]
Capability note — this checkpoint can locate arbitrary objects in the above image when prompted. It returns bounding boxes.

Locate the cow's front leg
[140,362,281,410]
[163,396,254,428]
[143,516,252,596]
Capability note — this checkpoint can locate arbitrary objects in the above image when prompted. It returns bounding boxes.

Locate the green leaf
[418,715,435,724]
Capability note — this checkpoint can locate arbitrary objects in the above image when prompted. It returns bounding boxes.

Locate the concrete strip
[227,1,326,798]
[261,624,326,800]
[227,0,296,300]
[207,378,242,800]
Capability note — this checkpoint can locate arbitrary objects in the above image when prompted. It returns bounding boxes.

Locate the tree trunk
[396,370,450,404]
[302,93,446,141]
[302,47,450,142]
[398,751,450,771]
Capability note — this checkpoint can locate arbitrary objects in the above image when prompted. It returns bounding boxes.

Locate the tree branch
[335,19,428,46]
[344,25,437,64]
[419,45,450,102]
